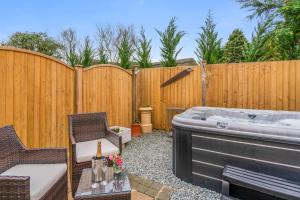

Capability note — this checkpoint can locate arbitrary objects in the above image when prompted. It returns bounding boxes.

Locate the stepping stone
[128,173,172,200]
[150,182,163,191]
[145,188,159,197]
[155,186,173,200]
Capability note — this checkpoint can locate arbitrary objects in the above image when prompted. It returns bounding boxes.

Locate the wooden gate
[77,64,132,127]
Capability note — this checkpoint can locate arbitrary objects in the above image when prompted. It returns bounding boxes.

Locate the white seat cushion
[1,164,67,200]
[76,138,119,163]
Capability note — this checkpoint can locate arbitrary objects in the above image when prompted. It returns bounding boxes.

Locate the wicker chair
[0,125,68,200]
[69,112,122,196]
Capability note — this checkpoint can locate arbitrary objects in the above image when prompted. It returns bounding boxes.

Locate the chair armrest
[0,176,30,200]
[21,148,67,164]
[69,133,77,161]
[106,129,122,154]
[70,141,77,165]
[70,133,76,145]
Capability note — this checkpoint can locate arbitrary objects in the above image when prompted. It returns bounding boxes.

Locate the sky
[1,0,258,62]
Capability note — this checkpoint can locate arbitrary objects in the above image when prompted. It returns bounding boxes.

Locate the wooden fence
[206,61,300,111]
[0,48,132,148]
[137,66,202,130]
[1,47,300,148]
[0,47,75,148]
[137,60,300,129]
[79,65,132,128]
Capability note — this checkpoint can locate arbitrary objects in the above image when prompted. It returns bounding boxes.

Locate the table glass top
[75,168,131,198]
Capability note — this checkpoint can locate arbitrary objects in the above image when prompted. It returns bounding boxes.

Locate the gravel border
[123,130,221,200]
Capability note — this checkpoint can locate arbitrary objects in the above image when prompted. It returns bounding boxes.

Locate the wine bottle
[96,141,105,159]
[92,141,106,183]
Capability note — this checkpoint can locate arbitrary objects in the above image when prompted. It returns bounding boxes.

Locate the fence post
[132,65,140,123]
[132,66,137,123]
[75,65,83,113]
[201,60,207,106]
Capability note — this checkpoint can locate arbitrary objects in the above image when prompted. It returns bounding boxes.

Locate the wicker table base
[75,168,131,200]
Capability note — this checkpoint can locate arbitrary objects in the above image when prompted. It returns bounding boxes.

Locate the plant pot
[131,123,141,137]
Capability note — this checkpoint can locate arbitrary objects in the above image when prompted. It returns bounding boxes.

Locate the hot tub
[172,107,300,192]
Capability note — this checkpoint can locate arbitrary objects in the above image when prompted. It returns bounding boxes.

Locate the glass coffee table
[75,168,131,200]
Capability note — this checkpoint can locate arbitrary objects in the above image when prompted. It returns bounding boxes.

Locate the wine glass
[91,159,100,188]
[100,158,108,186]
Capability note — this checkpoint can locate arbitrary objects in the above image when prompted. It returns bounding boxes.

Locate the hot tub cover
[172,107,300,145]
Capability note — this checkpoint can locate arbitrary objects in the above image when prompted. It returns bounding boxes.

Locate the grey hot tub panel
[172,107,300,192]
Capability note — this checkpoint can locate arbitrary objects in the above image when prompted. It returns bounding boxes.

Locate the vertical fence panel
[138,66,202,130]
[82,65,132,128]
[0,50,6,125]
[264,63,271,110]
[0,47,75,148]
[296,62,300,110]
[206,60,300,112]
[5,51,14,125]
[288,61,296,110]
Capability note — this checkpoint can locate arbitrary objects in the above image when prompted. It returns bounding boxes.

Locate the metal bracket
[160,67,193,87]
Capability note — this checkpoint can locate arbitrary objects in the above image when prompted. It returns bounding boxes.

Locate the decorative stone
[123,131,221,200]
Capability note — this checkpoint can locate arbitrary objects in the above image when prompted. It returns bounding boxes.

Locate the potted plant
[131,120,142,137]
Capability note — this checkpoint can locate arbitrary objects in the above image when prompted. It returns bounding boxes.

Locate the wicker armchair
[68,112,122,196]
[0,125,68,200]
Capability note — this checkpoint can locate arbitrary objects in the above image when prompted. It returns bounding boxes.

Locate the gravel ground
[123,130,221,200]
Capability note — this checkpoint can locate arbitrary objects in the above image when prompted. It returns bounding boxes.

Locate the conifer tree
[117,29,135,69]
[135,27,152,68]
[195,11,222,64]
[156,17,186,67]
[222,29,248,63]
[98,45,108,64]
[236,0,300,59]
[80,36,95,67]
